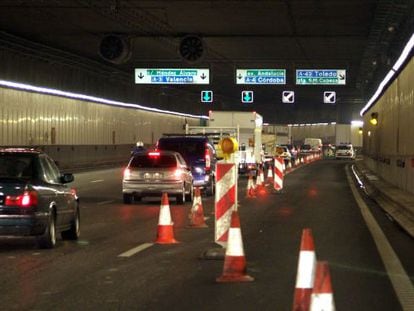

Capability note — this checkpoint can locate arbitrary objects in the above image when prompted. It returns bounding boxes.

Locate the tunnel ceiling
[0,0,413,124]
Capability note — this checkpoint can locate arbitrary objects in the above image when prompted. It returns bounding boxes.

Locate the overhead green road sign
[135,68,210,84]
[236,69,286,85]
[296,69,346,85]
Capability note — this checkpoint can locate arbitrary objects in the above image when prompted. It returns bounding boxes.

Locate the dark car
[122,150,193,204]
[0,148,80,248]
[156,135,217,196]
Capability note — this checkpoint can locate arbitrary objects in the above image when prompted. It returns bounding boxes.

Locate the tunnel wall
[363,56,414,194]
[0,86,200,170]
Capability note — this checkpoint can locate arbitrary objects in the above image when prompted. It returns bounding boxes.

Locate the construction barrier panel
[215,162,237,247]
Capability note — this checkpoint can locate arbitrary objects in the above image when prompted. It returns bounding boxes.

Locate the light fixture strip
[0,80,209,120]
[360,33,414,116]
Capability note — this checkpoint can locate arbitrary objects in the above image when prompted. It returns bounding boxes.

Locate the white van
[304,138,322,151]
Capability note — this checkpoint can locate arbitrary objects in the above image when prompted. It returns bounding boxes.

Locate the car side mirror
[61,173,74,184]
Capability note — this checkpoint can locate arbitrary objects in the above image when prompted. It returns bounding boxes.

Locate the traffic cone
[310,261,335,311]
[267,165,273,183]
[155,193,179,244]
[292,228,317,311]
[256,167,267,195]
[188,187,208,228]
[246,173,256,198]
[260,167,265,185]
[287,160,292,172]
[216,210,254,283]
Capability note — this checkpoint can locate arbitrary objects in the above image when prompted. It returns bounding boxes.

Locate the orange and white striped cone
[292,228,317,311]
[287,160,292,173]
[255,167,267,195]
[267,165,273,184]
[246,173,256,198]
[310,261,335,311]
[216,210,254,283]
[188,187,208,228]
[155,193,179,244]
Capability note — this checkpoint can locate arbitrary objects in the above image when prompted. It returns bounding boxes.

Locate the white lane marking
[347,166,414,310]
[97,200,115,205]
[118,243,154,258]
[90,179,104,183]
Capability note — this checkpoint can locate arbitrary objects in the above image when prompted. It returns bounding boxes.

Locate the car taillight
[123,168,131,179]
[5,191,38,208]
[205,146,211,171]
[174,169,183,178]
[148,151,160,157]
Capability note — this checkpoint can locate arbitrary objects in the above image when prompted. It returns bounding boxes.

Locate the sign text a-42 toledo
[296,69,346,85]
[135,68,210,84]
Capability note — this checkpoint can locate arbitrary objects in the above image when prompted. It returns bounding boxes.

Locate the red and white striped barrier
[216,210,254,283]
[155,193,178,244]
[292,228,317,311]
[215,162,237,247]
[273,157,284,191]
[310,261,335,311]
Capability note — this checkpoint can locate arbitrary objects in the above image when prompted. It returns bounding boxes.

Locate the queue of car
[0,138,356,248]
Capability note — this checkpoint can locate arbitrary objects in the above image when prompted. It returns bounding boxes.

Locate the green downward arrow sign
[201,90,213,102]
[242,91,253,103]
[203,92,211,101]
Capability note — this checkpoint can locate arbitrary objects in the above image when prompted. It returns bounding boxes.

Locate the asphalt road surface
[1,159,413,311]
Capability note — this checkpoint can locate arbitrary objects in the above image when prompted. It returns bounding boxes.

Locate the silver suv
[122,150,193,204]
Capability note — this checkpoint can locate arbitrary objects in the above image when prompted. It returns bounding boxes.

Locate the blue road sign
[201,90,213,103]
[242,91,254,103]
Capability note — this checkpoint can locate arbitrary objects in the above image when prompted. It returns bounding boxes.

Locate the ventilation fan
[99,34,131,64]
[179,35,205,63]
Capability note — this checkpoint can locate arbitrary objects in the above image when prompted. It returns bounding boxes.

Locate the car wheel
[37,210,57,249]
[123,193,133,204]
[185,184,194,202]
[176,185,185,205]
[206,176,215,197]
[61,206,80,240]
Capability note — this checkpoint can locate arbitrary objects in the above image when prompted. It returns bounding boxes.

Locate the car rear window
[337,145,352,150]
[0,154,35,179]
[129,154,177,168]
[158,139,205,157]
